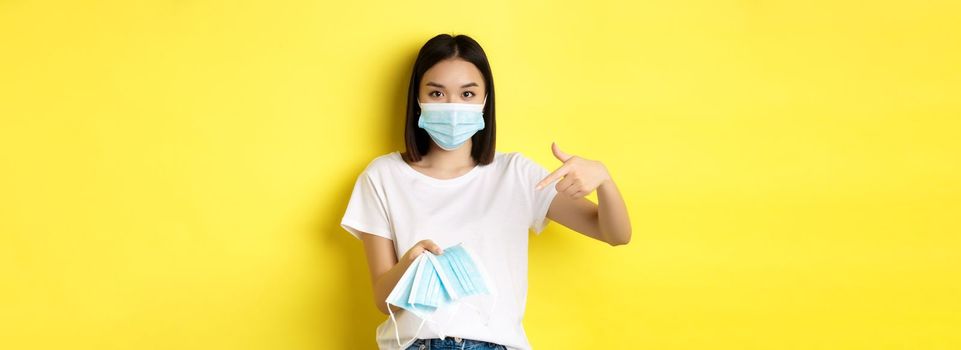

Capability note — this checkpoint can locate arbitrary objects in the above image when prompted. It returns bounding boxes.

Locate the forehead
[421,58,484,86]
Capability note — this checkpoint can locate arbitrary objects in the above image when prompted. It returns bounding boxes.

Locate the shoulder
[493,151,544,174]
[494,151,527,165]
[358,151,403,179]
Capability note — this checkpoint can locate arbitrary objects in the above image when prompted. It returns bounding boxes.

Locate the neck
[421,139,476,170]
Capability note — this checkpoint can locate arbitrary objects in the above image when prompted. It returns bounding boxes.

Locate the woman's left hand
[535,142,612,199]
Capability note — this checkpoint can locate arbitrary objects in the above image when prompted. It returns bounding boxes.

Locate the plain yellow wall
[2,1,959,349]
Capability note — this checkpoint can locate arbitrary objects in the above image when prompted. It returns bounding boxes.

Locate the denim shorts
[404,336,507,350]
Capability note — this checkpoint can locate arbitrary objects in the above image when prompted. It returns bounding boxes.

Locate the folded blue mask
[417,96,487,151]
[385,243,497,348]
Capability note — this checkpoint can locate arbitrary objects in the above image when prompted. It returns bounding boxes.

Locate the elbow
[607,229,632,247]
[608,238,630,247]
[374,297,390,315]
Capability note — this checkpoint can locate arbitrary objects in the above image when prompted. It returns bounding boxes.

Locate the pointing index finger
[535,164,571,190]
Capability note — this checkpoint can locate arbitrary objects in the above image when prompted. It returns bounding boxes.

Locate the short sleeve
[516,153,559,235]
[340,171,393,241]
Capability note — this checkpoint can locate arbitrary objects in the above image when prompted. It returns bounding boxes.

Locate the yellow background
[2,0,959,349]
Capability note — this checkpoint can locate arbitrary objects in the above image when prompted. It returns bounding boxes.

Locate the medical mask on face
[417,95,487,151]
[385,243,498,348]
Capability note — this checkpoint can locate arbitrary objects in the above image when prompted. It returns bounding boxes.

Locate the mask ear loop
[422,301,463,340]
[388,302,428,348]
[458,244,499,326]
[388,254,431,348]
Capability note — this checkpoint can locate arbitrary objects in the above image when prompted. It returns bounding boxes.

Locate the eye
[429,91,443,98]
[462,91,475,98]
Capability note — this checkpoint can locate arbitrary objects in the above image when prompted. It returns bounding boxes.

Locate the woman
[340,34,632,350]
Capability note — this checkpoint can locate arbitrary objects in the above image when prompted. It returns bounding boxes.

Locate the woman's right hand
[360,234,446,315]
[400,239,444,264]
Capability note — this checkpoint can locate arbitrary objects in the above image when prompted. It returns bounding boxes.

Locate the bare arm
[546,178,632,246]
[359,233,443,315]
[537,142,632,246]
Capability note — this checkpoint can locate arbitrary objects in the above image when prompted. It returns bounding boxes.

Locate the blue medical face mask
[417,95,488,151]
[385,243,497,348]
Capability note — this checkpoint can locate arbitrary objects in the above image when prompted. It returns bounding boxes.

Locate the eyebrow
[425,81,479,89]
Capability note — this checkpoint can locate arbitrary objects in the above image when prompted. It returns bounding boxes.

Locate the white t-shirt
[340,151,559,350]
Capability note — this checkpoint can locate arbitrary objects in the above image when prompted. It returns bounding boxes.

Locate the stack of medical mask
[385,243,497,348]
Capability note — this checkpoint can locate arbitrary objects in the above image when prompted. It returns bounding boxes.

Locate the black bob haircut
[401,34,496,166]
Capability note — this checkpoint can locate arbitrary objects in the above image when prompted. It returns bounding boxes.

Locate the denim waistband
[406,336,506,350]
